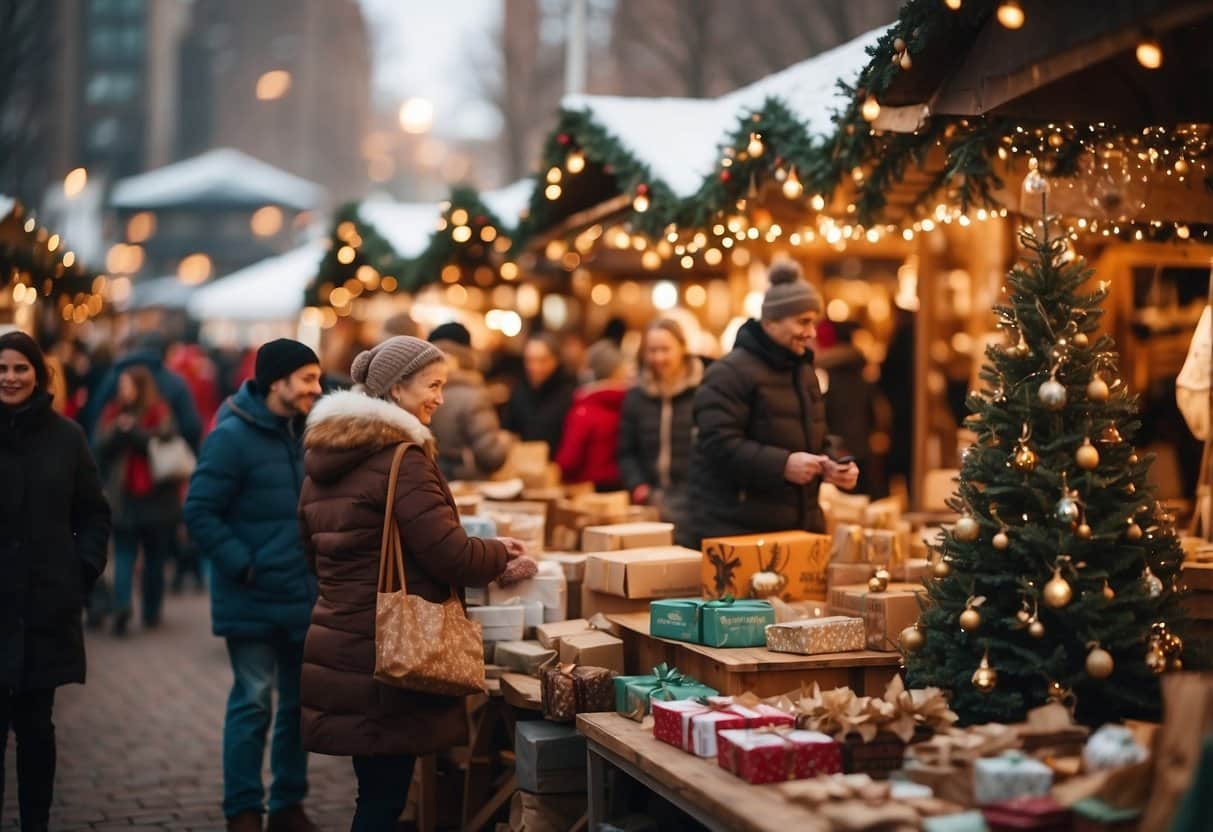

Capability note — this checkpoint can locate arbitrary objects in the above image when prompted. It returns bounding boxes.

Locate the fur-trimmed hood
[303,389,434,484]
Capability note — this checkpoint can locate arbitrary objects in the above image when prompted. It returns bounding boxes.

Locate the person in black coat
[0,331,111,831]
[684,261,858,547]
[617,319,704,531]
[502,332,577,456]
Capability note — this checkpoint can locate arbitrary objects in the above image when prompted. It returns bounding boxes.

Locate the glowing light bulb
[997,1,1024,29]
[1136,38,1162,69]
[861,95,881,122]
[781,168,804,200]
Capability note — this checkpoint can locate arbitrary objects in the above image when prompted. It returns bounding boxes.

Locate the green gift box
[613,663,718,719]
[701,598,774,647]
[650,599,703,642]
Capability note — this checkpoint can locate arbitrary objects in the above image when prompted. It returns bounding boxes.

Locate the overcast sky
[356,0,503,140]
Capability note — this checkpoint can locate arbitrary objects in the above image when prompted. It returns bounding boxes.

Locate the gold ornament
[1086,645,1114,679]
[1012,443,1039,472]
[1101,424,1123,444]
[1102,580,1115,600]
[1087,377,1110,403]
[1038,378,1068,410]
[893,37,906,52]
[1077,522,1093,539]
[993,530,1010,550]
[1126,521,1143,541]
[1028,619,1046,639]
[1126,482,1136,495]
[1169,657,1184,672]
[972,651,998,693]
[959,607,982,632]
[1175,158,1191,175]
[869,574,889,593]
[954,515,980,542]
[899,624,925,652]
[1128,453,1139,465]
[899,50,913,70]
[1016,609,1032,624]
[1076,438,1100,470]
[933,558,952,578]
[874,567,891,583]
[1073,332,1089,348]
[1043,567,1073,608]
[1145,645,1167,675]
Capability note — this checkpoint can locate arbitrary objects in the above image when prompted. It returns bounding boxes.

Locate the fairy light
[997,1,1024,29]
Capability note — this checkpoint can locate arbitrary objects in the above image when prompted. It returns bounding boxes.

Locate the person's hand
[497,555,538,587]
[823,459,860,491]
[784,452,827,485]
[498,537,527,559]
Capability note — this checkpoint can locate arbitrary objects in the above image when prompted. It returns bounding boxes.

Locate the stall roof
[111,149,325,211]
[189,241,324,322]
[480,179,534,228]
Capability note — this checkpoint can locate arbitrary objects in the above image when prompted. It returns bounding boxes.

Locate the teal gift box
[613,663,717,719]
[649,597,774,648]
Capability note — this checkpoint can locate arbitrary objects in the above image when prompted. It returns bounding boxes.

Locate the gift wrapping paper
[492,640,556,676]
[701,531,830,601]
[702,600,775,647]
[827,583,924,651]
[691,710,748,758]
[651,699,710,750]
[717,729,842,784]
[570,665,615,714]
[649,598,703,642]
[541,666,577,722]
[973,751,1054,806]
[613,665,717,719]
[765,615,866,655]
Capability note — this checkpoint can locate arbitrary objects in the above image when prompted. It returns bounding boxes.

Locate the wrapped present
[982,796,1070,832]
[717,728,841,784]
[691,709,749,758]
[828,562,877,589]
[584,547,702,599]
[573,490,631,517]
[651,699,746,756]
[831,524,867,564]
[649,598,703,642]
[570,665,615,714]
[493,640,557,676]
[821,486,871,531]
[542,552,588,583]
[540,664,616,723]
[1014,703,1090,755]
[535,619,590,650]
[701,531,831,601]
[923,812,990,832]
[514,720,587,794]
[1071,798,1140,832]
[557,631,624,674]
[490,561,568,623]
[703,598,775,647]
[863,529,902,566]
[468,605,526,642]
[613,664,717,719]
[765,616,866,655]
[974,752,1053,806]
[460,514,498,538]
[581,522,674,552]
[894,558,932,583]
[1082,725,1148,773]
[841,732,910,779]
[579,584,649,619]
[864,496,904,529]
[828,582,926,651]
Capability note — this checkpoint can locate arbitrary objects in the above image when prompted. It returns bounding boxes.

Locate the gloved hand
[497,555,538,587]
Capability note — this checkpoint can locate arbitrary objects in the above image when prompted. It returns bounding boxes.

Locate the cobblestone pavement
[3,593,359,831]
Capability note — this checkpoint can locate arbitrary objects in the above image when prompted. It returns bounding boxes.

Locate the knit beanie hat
[760,260,822,321]
[351,336,446,398]
[254,338,319,392]
[587,339,624,382]
[428,321,472,348]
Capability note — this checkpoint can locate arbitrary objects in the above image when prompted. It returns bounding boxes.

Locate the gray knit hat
[761,260,822,321]
[350,336,446,398]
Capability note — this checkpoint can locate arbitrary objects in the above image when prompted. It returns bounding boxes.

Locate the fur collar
[304,389,432,451]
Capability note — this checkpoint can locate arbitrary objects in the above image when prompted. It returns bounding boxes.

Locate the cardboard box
[557,630,624,673]
[541,552,588,583]
[584,546,702,599]
[535,619,590,650]
[828,583,925,651]
[488,564,568,623]
[864,496,904,529]
[831,524,867,564]
[828,561,877,589]
[572,491,630,517]
[579,583,649,619]
[701,531,831,601]
[493,640,557,676]
[581,522,674,553]
[468,605,526,643]
[514,720,587,795]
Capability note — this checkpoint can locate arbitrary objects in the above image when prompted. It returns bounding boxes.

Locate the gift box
[540,664,616,723]
[765,616,866,655]
[493,640,557,676]
[924,812,991,832]
[581,522,675,553]
[489,562,568,623]
[468,605,526,642]
[613,664,717,719]
[982,796,1071,832]
[649,598,702,642]
[827,562,878,589]
[894,558,932,583]
[508,791,587,832]
[863,529,902,566]
[974,752,1053,806]
[651,700,747,756]
[584,547,702,599]
[579,584,650,619]
[828,583,925,651]
[571,665,615,714]
[1071,798,1140,832]
[557,631,624,674]
[535,619,590,650]
[460,514,498,538]
[702,599,775,647]
[514,720,587,794]
[1082,724,1148,772]
[701,530,831,601]
[717,729,842,784]
[864,497,904,529]
[573,491,631,517]
[841,732,910,779]
[831,524,867,564]
[542,552,588,583]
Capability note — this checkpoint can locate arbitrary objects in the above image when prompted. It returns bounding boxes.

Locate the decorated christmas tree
[903,168,1190,727]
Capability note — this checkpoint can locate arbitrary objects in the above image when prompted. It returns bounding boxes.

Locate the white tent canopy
[189,241,325,322]
[111,148,325,211]
[127,276,199,311]
[357,199,440,259]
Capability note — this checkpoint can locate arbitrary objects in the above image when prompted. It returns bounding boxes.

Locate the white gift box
[488,564,568,623]
[1082,724,1148,772]
[467,604,525,643]
[973,751,1053,805]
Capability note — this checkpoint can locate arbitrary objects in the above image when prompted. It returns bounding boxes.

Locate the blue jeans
[223,635,308,818]
[112,525,171,625]
[351,754,416,832]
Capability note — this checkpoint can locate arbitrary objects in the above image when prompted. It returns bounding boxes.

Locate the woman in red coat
[555,340,632,490]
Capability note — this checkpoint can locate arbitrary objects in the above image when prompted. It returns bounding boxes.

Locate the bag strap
[378,443,412,594]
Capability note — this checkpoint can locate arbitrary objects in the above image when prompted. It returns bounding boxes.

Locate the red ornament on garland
[557,133,570,145]
[603,164,614,175]
[473,215,487,225]
[720,170,732,183]
[636,183,649,195]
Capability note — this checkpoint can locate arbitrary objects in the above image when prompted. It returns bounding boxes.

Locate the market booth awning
[191,241,325,322]
[1,197,104,322]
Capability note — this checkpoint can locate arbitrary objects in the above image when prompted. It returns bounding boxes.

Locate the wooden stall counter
[607,612,901,698]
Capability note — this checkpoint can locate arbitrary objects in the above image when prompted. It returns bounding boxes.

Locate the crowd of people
[1,259,892,831]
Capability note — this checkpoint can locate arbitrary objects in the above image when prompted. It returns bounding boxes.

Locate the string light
[1136,37,1163,69]
[997,1,1025,29]
[781,167,804,199]
[944,0,962,9]
[566,149,586,174]
[747,133,765,157]
[861,95,881,122]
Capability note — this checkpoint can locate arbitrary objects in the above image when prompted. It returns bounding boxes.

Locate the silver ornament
[1056,495,1080,524]
[1144,567,1163,598]
[1038,379,1067,410]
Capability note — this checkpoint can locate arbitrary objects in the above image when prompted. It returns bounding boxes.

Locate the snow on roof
[127,276,199,311]
[558,26,886,197]
[0,195,15,220]
[110,149,325,211]
[189,241,325,321]
[480,179,534,227]
[357,200,440,259]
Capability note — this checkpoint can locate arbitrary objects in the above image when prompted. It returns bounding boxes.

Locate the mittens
[497,555,538,587]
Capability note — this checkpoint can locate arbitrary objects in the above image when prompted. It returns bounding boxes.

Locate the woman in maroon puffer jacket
[297,336,535,832]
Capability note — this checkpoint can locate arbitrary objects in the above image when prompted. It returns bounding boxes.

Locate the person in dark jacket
[684,261,859,547]
[183,339,323,832]
[95,365,186,635]
[427,322,514,481]
[817,321,887,498]
[556,340,631,490]
[0,331,110,832]
[298,336,534,832]
[618,319,704,530]
[502,332,577,455]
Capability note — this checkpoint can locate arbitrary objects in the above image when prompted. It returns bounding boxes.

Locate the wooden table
[607,612,901,698]
[578,712,832,832]
[460,674,543,830]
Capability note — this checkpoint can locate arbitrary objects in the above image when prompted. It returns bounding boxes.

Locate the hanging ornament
[993,529,1010,550]
[893,37,906,52]
[1143,566,1163,598]
[959,597,985,632]
[899,624,925,652]
[1043,567,1074,608]
[1012,443,1039,472]
[1126,520,1143,541]
[899,50,913,70]
[746,132,765,158]
[1073,332,1090,348]
[954,514,980,542]
[1016,608,1032,624]
[1086,644,1115,679]
[1145,643,1168,674]
[869,573,890,593]
[1087,376,1110,403]
[972,650,998,693]
[1055,492,1081,525]
[1128,452,1139,465]
[861,95,881,122]
[1028,619,1046,639]
[1010,334,1030,358]
[1102,580,1115,600]
[1077,521,1093,540]
[1076,438,1100,470]
[1038,376,1068,410]
[933,558,952,579]
[781,167,804,200]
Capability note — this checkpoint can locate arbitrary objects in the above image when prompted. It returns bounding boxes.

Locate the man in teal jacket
[184,339,322,832]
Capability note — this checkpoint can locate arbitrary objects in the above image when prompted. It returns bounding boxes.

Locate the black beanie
[428,321,471,347]
[254,338,319,393]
